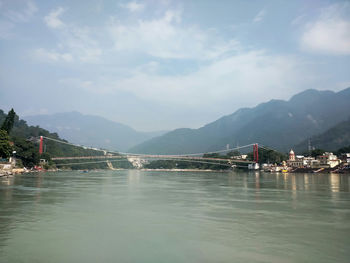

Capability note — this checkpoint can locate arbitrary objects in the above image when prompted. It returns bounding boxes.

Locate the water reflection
[0,171,350,263]
[330,173,340,193]
[304,174,310,191]
[128,170,141,186]
[255,173,260,202]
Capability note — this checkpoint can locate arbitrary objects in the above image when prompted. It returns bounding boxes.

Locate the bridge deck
[51,155,252,163]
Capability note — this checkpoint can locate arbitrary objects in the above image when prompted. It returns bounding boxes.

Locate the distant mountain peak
[24,111,167,151]
[289,89,333,103]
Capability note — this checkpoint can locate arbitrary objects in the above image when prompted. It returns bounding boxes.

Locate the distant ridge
[24,112,166,152]
[129,87,350,154]
[294,118,350,153]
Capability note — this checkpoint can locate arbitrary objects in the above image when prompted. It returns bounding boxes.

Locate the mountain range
[24,87,350,155]
[24,112,166,152]
[129,87,350,154]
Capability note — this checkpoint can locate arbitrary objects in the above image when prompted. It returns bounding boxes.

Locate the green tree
[247,148,286,164]
[12,136,39,167]
[1,108,16,134]
[310,148,325,158]
[0,129,12,158]
[335,145,350,155]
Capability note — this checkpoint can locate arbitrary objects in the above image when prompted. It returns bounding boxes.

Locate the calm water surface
[0,170,349,263]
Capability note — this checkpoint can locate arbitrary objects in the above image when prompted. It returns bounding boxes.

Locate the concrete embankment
[292,166,350,174]
[0,167,27,177]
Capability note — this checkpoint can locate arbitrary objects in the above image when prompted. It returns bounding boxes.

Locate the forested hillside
[294,118,350,153]
[0,109,131,169]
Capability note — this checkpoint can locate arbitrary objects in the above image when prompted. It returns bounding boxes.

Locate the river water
[0,170,349,263]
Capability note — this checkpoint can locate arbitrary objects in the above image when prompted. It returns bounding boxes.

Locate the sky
[0,0,349,131]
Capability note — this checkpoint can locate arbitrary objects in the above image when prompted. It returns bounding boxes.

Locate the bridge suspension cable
[55,159,129,166]
[41,136,257,157]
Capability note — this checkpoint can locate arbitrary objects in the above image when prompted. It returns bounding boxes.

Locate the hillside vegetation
[0,109,131,169]
[295,118,350,153]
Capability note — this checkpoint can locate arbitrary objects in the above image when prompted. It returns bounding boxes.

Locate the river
[0,170,349,263]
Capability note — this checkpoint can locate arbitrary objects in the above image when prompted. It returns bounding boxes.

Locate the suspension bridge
[38,136,265,169]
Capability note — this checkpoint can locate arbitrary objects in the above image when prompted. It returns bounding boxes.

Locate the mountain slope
[130,87,350,154]
[294,118,350,152]
[24,112,166,152]
[0,109,105,167]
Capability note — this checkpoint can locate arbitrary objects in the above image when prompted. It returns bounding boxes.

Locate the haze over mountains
[130,87,350,154]
[25,87,350,155]
[24,112,166,152]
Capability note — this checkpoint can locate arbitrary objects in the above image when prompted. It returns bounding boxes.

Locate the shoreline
[2,167,349,176]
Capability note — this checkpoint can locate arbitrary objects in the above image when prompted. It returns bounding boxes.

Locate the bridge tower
[253,143,259,163]
[39,136,43,155]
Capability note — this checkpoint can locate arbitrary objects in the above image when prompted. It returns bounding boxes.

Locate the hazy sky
[1,0,349,131]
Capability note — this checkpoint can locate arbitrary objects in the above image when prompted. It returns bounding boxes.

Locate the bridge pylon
[253,143,259,163]
[39,136,43,155]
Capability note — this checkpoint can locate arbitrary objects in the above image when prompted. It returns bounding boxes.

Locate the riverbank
[2,166,349,175]
[291,165,350,174]
[0,168,27,177]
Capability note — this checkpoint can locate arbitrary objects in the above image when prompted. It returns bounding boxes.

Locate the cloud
[300,3,350,55]
[44,7,65,29]
[40,8,102,62]
[121,1,144,12]
[0,20,14,39]
[291,14,306,26]
[108,9,238,60]
[5,0,37,23]
[0,1,37,39]
[33,48,73,62]
[68,49,306,111]
[60,26,102,62]
[253,9,265,23]
[52,8,308,110]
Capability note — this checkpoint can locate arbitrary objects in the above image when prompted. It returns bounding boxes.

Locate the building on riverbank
[302,157,320,168]
[318,152,341,168]
[341,153,350,164]
[285,150,344,170]
[287,150,304,168]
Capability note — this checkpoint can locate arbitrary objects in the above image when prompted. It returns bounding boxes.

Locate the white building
[317,152,341,168]
[341,153,350,164]
[303,156,320,168]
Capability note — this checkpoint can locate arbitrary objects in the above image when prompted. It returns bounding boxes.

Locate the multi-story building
[303,156,320,168]
[317,152,341,168]
[341,153,350,164]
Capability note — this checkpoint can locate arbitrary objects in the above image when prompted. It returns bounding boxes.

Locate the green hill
[0,109,131,169]
[294,118,350,153]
